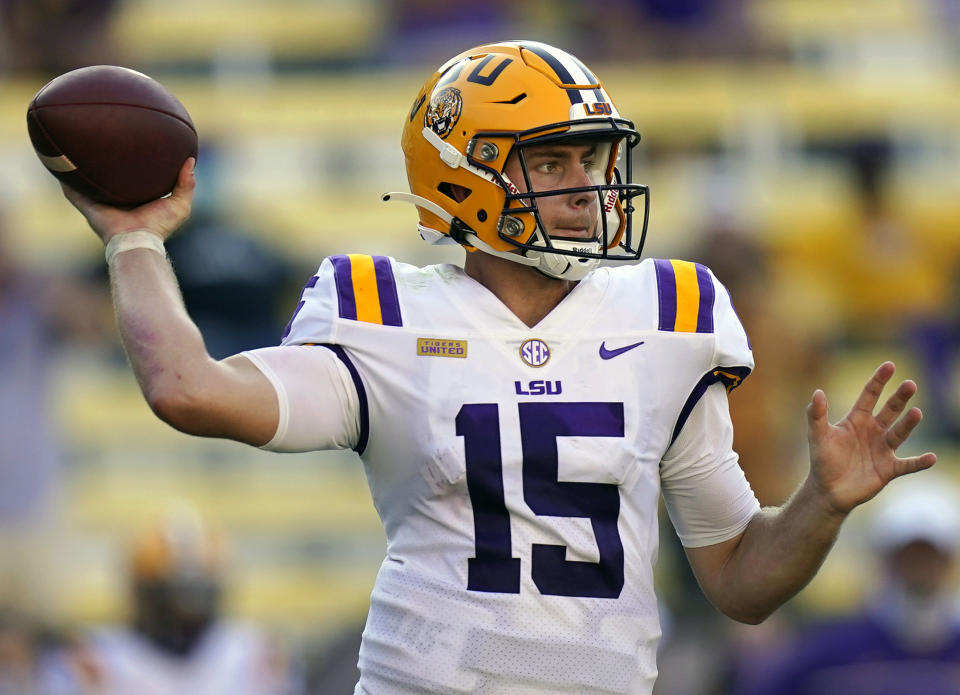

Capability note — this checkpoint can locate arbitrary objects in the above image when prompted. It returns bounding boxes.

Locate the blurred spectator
[0,0,120,76]
[841,140,939,339]
[161,211,299,359]
[0,210,112,617]
[52,503,304,695]
[731,472,960,695]
[806,138,948,344]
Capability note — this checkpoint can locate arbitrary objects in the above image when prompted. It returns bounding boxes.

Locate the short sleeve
[242,345,360,453]
[660,382,761,548]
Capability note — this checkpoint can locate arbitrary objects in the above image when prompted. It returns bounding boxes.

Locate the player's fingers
[163,158,196,224]
[850,362,895,418]
[891,451,937,479]
[173,157,196,192]
[59,181,96,211]
[874,380,917,429]
[806,389,829,440]
[886,407,923,450]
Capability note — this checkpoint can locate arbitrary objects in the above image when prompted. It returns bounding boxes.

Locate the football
[26,65,198,207]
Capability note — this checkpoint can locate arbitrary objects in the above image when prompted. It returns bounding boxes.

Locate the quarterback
[61,41,936,694]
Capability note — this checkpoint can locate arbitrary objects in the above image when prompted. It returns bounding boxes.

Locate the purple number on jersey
[457,402,625,598]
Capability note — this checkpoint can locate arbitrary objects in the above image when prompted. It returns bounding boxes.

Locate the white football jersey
[269,255,757,694]
[64,622,288,695]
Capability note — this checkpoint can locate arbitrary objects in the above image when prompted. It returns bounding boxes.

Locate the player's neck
[463,252,574,328]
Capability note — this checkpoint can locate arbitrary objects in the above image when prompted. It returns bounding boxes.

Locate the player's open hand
[61,157,195,244]
[806,361,937,515]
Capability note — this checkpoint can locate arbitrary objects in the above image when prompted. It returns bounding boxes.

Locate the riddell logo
[503,179,521,195]
[604,189,617,212]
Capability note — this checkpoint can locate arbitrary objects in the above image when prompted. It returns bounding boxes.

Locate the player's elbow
[145,380,211,435]
[702,580,777,624]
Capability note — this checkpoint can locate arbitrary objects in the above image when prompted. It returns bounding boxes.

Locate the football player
[60,41,936,694]
[59,506,299,695]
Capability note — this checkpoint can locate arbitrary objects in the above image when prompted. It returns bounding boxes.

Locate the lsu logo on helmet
[424,87,463,139]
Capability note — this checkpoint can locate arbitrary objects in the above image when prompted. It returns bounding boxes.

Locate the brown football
[27,65,198,206]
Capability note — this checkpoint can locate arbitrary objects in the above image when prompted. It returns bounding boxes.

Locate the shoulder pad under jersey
[281,254,403,346]
[652,258,753,390]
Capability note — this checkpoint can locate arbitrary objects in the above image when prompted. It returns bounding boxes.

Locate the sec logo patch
[519,338,550,367]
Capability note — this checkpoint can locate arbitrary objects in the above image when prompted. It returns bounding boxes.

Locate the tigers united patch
[417,338,467,358]
[425,87,463,139]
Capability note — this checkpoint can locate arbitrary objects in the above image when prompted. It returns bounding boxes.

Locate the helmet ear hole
[438,182,472,203]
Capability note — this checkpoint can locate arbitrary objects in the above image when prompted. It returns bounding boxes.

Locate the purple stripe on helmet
[281,275,319,341]
[654,259,676,332]
[521,43,583,104]
[372,256,402,327]
[329,255,357,321]
[695,263,715,334]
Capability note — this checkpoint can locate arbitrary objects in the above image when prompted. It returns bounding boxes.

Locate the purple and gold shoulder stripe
[654,259,715,334]
[330,254,403,327]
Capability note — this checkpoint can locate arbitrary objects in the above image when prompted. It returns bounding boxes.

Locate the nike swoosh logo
[599,340,645,360]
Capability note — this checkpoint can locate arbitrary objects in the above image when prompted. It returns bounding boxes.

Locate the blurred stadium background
[1,0,959,692]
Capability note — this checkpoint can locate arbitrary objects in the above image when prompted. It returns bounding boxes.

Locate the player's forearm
[109,247,213,422]
[708,477,847,624]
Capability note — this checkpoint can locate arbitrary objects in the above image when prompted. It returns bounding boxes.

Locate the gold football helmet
[128,505,227,656]
[385,40,649,281]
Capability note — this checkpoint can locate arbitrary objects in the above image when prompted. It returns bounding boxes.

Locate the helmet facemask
[492,130,646,281]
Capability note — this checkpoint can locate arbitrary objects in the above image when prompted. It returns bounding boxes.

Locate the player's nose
[567,171,596,209]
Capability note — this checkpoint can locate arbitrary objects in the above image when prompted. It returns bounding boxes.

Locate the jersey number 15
[456,402,625,599]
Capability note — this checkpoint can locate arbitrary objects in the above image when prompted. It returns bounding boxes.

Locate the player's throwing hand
[60,157,196,245]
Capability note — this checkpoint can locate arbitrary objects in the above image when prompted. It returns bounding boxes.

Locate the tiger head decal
[424,87,463,139]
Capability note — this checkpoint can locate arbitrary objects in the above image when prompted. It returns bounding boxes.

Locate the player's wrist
[798,475,851,520]
[104,230,167,265]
